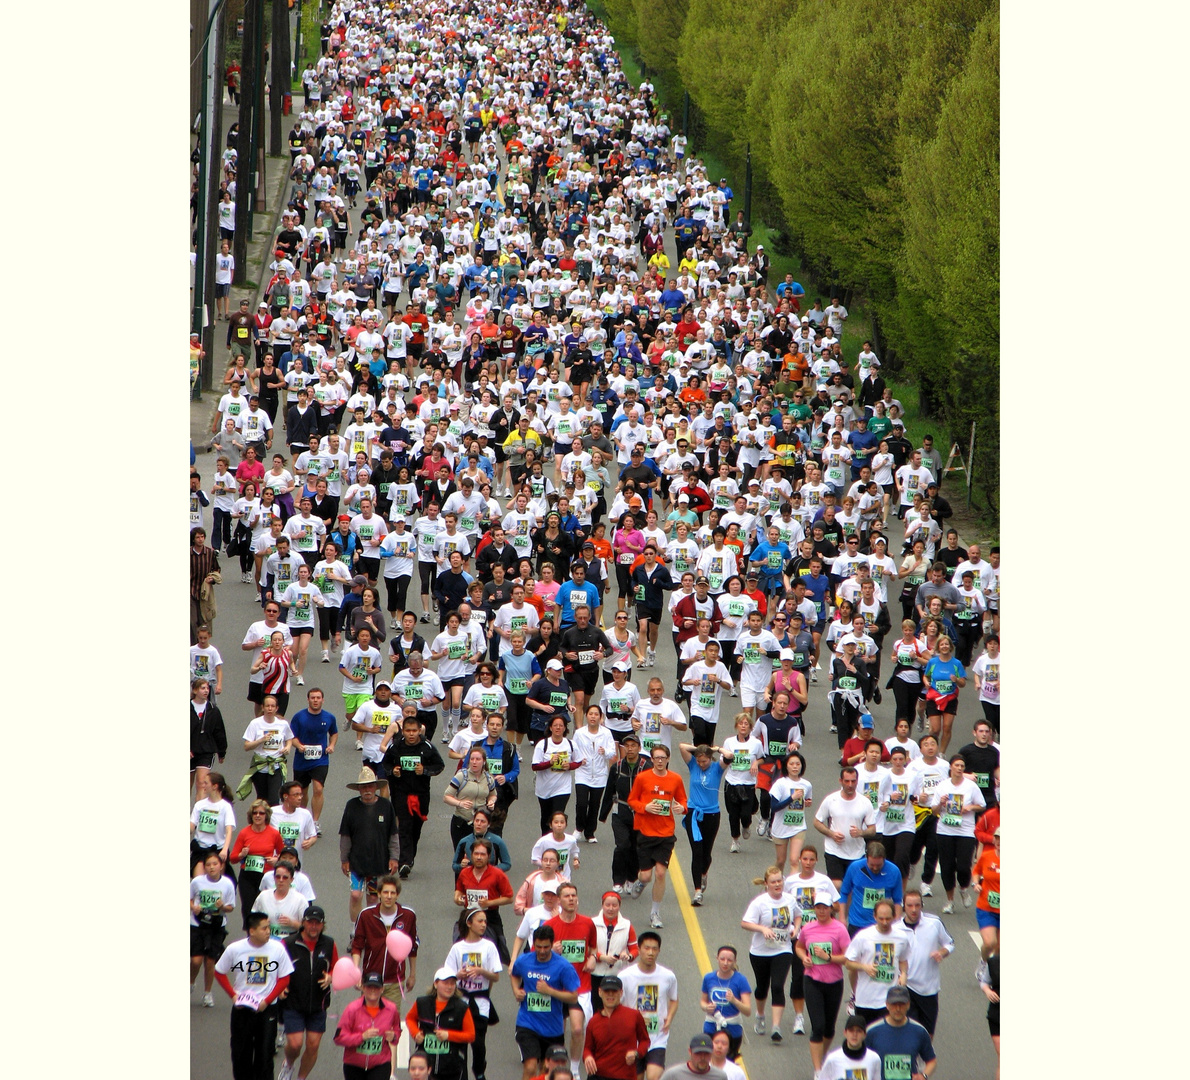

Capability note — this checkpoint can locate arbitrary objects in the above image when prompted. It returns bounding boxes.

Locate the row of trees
[594,0,999,518]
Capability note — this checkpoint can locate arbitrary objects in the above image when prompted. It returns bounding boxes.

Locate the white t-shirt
[242,717,294,758]
[743,889,798,956]
[270,805,317,850]
[340,644,382,694]
[618,962,679,1048]
[734,630,781,691]
[243,621,293,685]
[190,645,224,684]
[972,653,1000,703]
[443,936,503,999]
[190,873,237,927]
[531,736,577,800]
[813,791,877,862]
[877,770,922,836]
[191,797,236,849]
[252,887,310,939]
[353,697,401,762]
[845,925,913,1008]
[684,660,731,722]
[214,936,295,1003]
[769,778,813,839]
[932,777,986,837]
[629,697,687,754]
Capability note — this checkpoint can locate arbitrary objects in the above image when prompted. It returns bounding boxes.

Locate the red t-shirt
[545,913,598,993]
[455,865,512,908]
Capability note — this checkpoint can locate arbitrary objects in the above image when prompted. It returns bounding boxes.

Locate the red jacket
[350,903,419,985]
[334,995,400,1069]
[671,593,722,646]
[975,805,999,852]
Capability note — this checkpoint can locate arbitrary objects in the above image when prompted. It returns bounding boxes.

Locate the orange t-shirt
[973,849,1000,913]
[628,768,687,837]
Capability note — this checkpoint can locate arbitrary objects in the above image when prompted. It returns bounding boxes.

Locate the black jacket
[283,931,338,1014]
[600,755,649,823]
[287,403,319,448]
[476,541,518,582]
[190,702,227,759]
[389,631,428,675]
[434,567,471,616]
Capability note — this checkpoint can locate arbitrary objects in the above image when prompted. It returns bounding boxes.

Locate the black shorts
[215,283,230,298]
[637,607,663,627]
[247,682,266,704]
[644,1047,667,1069]
[636,833,676,870]
[190,921,227,960]
[569,665,600,695]
[357,556,381,579]
[191,753,218,771]
[925,697,956,717]
[383,292,401,307]
[294,766,329,786]
[282,1006,328,1034]
[824,852,857,881]
[515,1026,564,1065]
[291,626,315,637]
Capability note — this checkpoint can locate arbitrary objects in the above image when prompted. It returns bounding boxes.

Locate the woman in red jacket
[228,799,284,929]
[334,971,402,1080]
[404,969,475,1080]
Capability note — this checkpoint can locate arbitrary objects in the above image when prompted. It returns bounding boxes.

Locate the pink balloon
[331,957,361,992]
[386,929,413,962]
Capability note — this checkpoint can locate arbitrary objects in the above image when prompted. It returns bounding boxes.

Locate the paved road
[190,55,997,1080]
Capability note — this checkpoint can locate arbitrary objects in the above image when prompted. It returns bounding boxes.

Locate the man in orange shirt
[627,746,687,929]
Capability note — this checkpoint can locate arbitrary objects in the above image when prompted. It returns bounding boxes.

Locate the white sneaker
[754,1015,766,1035]
[793,1013,805,1035]
[355,737,364,751]
[649,912,663,928]
[961,888,972,908]
[202,992,214,1007]
[814,662,822,671]
[941,901,955,914]
[730,839,740,853]
[321,650,330,663]
[728,688,737,697]
[632,879,647,898]
[756,820,768,838]
[810,670,818,684]
[587,835,599,844]
[277,1062,293,1080]
[297,675,305,686]
[612,884,624,895]
[691,889,704,906]
[920,881,932,896]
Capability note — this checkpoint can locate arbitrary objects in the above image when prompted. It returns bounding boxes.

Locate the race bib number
[448,642,468,659]
[526,991,552,1012]
[402,683,424,701]
[697,692,716,710]
[422,1033,448,1055]
[934,679,953,694]
[941,814,961,828]
[987,890,1000,911]
[358,1035,384,1055]
[279,821,300,845]
[654,798,671,816]
[873,964,895,983]
[767,551,781,568]
[883,1054,912,1080]
[973,772,990,788]
[550,752,570,771]
[237,327,249,339]
[838,676,857,691]
[486,757,503,775]
[635,584,646,601]
[481,693,501,710]
[235,990,263,1009]
[862,887,886,909]
[768,740,787,757]
[549,692,568,708]
[578,650,595,666]
[731,751,752,771]
[559,938,586,962]
[509,678,528,695]
[242,855,265,873]
[884,807,905,824]
[400,756,420,772]
[198,809,219,834]
[466,889,487,907]
[782,809,804,828]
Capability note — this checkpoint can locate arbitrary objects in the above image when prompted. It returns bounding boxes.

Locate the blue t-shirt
[554,579,602,628]
[289,708,339,773]
[801,573,830,620]
[700,969,752,1037]
[838,860,905,930]
[684,758,725,815]
[924,657,966,697]
[749,541,792,579]
[864,1017,936,1078]
[511,950,579,1037]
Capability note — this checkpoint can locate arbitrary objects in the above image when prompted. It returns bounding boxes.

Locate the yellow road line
[669,849,751,1079]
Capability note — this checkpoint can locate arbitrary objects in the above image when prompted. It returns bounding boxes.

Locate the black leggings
[723,784,756,839]
[936,833,977,892]
[881,830,915,885]
[343,1065,391,1080]
[575,783,602,841]
[384,574,412,616]
[981,700,1000,737]
[682,810,721,886]
[802,976,844,1043]
[317,605,343,641]
[418,560,436,596]
[467,1006,490,1079]
[749,951,793,1006]
[910,815,939,884]
[538,793,570,835]
[688,714,717,746]
[891,678,923,725]
[238,869,264,930]
[833,698,861,750]
[610,814,638,886]
[954,621,982,665]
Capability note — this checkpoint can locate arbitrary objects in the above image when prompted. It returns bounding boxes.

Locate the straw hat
[346,766,379,790]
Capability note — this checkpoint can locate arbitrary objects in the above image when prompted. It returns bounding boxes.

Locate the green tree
[632,0,689,73]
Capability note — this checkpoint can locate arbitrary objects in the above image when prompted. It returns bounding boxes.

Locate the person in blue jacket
[510,925,580,1077]
[838,842,905,938]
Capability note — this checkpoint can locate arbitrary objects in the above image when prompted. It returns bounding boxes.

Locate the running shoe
[691,889,704,906]
[649,912,663,929]
[846,995,856,1016]
[420,613,431,623]
[314,821,322,836]
[355,737,364,750]
[961,888,972,908]
[742,827,751,840]
[829,725,837,733]
[941,901,955,914]
[810,670,818,684]
[632,879,647,899]
[771,1029,783,1043]
[202,992,214,1007]
[754,1016,766,1035]
[399,864,411,879]
[297,675,305,686]
[756,820,768,838]
[730,840,740,853]
[920,882,932,897]
[277,1062,293,1080]
[587,835,599,844]
[793,1013,805,1035]
[321,650,330,663]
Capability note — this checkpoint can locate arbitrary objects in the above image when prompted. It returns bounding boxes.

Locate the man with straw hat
[339,766,400,921]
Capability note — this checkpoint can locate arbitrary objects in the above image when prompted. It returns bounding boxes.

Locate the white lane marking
[968,930,983,950]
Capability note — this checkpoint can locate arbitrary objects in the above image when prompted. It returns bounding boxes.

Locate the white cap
[779,648,795,661]
[813,890,834,906]
[678,493,690,503]
[612,660,631,672]
[546,658,564,671]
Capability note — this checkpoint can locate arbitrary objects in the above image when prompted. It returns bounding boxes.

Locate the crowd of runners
[189,2,1002,1080]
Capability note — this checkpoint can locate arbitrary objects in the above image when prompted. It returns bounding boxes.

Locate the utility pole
[251,0,268,231]
[233,0,259,282]
[743,143,752,231]
[270,0,290,156]
[192,0,229,395]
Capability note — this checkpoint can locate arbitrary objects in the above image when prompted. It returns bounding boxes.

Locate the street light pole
[192,0,229,397]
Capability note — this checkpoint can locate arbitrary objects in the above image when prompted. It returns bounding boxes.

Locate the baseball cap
[303,905,326,922]
[338,514,352,523]
[545,1045,570,1061]
[599,975,623,992]
[844,1014,868,1032]
[860,713,874,729]
[689,1035,714,1053]
[612,660,631,672]
[779,648,795,661]
[546,658,564,671]
[362,971,384,987]
[885,986,911,1005]
[621,732,641,746]
[433,967,458,982]
[813,890,834,907]
[695,576,710,585]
